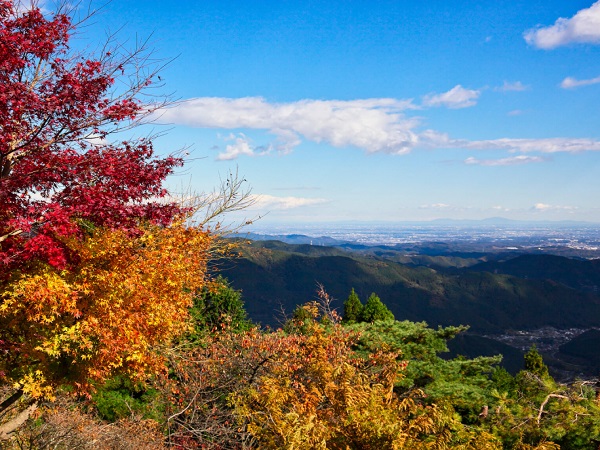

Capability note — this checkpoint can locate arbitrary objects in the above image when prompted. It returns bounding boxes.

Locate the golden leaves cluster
[1,222,213,397]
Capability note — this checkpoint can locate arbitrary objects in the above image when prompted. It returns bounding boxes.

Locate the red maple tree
[0,0,182,274]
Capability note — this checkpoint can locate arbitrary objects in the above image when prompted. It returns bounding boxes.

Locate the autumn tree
[0,0,182,272]
[164,303,500,449]
[231,303,500,449]
[0,0,253,438]
[2,222,214,393]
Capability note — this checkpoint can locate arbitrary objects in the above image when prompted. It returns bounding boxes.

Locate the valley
[221,227,600,380]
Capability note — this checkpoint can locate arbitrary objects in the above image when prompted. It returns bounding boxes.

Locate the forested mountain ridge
[222,240,600,333]
[469,254,600,293]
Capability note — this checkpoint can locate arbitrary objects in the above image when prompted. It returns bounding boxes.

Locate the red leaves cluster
[0,0,182,273]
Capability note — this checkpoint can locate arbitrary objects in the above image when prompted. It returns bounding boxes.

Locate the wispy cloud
[495,81,529,92]
[422,85,481,109]
[249,194,328,210]
[427,134,600,154]
[158,97,419,156]
[560,75,600,89]
[532,203,578,212]
[524,1,600,49]
[507,110,525,116]
[457,137,600,153]
[464,155,548,166]
[419,203,451,209]
[272,186,322,191]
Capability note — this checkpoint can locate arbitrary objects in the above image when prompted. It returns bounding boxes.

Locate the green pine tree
[342,288,363,323]
[189,276,251,337]
[359,292,395,322]
[523,345,550,379]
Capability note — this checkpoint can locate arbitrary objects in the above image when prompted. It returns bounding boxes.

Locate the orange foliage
[0,222,213,397]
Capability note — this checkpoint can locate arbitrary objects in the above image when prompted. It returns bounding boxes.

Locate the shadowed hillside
[221,241,600,333]
[470,254,600,293]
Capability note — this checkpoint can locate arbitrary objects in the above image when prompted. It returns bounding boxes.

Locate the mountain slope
[221,242,600,332]
[470,254,600,293]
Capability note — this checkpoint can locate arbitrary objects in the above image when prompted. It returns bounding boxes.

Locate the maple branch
[0,229,23,244]
[248,357,271,384]
[167,389,202,424]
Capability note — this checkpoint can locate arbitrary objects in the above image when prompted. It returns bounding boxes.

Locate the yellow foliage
[0,223,213,397]
[226,312,501,449]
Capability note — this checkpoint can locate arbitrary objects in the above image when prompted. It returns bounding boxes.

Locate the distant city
[244,219,600,259]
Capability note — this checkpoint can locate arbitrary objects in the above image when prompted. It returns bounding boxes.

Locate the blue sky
[82,1,600,224]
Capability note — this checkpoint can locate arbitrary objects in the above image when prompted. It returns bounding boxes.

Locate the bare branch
[537,394,569,424]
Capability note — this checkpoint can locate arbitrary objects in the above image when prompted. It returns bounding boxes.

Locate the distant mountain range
[235,232,347,246]
[427,217,598,226]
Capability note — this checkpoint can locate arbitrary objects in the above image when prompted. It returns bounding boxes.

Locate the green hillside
[558,329,600,373]
[222,241,600,333]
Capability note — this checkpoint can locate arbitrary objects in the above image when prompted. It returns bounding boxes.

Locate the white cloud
[524,1,600,49]
[214,133,272,161]
[425,133,600,154]
[157,96,600,159]
[532,203,578,212]
[560,75,600,89]
[495,81,529,92]
[249,194,328,210]
[422,85,481,109]
[464,155,548,166]
[272,186,321,191]
[507,110,524,116]
[158,97,420,156]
